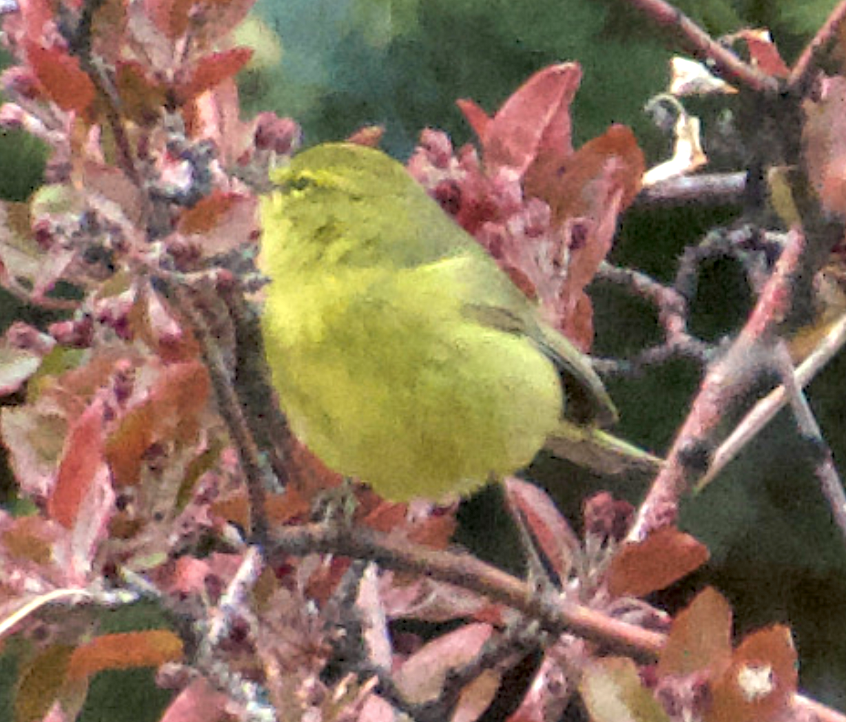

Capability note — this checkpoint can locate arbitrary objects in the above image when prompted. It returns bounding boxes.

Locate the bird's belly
[263,284,562,501]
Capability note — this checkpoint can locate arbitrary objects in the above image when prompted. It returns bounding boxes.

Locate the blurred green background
[2,0,846,716]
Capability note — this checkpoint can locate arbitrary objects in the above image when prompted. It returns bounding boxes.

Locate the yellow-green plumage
[260,143,657,502]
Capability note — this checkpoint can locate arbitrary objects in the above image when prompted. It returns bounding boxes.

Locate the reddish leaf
[528,124,644,223]
[524,124,643,348]
[179,191,241,235]
[105,360,210,486]
[277,436,345,499]
[606,527,709,598]
[175,47,253,104]
[455,98,490,140]
[803,76,846,215]
[504,477,577,581]
[347,125,385,147]
[707,626,798,722]
[462,63,582,176]
[736,29,789,78]
[264,487,312,525]
[48,398,106,528]
[406,507,457,549]
[177,191,259,255]
[145,0,193,38]
[149,360,210,441]
[67,630,183,679]
[395,623,496,705]
[26,43,96,113]
[658,587,733,677]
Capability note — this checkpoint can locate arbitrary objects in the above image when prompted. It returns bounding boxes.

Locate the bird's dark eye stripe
[285,175,316,192]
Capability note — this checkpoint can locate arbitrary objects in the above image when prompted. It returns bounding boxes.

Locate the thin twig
[788,0,846,93]
[773,340,846,543]
[269,521,665,663]
[268,521,846,722]
[72,2,141,187]
[615,0,779,93]
[167,282,269,544]
[628,227,807,541]
[595,261,714,374]
[696,311,846,490]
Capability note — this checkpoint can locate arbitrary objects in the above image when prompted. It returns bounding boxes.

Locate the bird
[259,142,659,502]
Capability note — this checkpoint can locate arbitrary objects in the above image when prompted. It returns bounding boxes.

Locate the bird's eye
[287,173,317,192]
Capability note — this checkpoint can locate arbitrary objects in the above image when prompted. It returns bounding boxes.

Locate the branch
[615,0,778,93]
[772,340,846,544]
[595,261,714,375]
[268,521,846,722]
[165,280,269,544]
[788,0,846,93]
[697,311,846,489]
[269,522,664,663]
[628,227,807,540]
[633,172,746,209]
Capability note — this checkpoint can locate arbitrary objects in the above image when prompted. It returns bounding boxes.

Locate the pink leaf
[456,98,491,140]
[468,63,582,176]
[504,477,577,581]
[395,623,495,705]
[48,398,105,528]
[160,678,231,722]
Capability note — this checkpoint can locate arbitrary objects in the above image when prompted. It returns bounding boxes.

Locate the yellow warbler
[260,143,658,502]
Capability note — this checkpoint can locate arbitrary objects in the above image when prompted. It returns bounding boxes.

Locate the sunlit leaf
[580,657,670,722]
[658,587,733,677]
